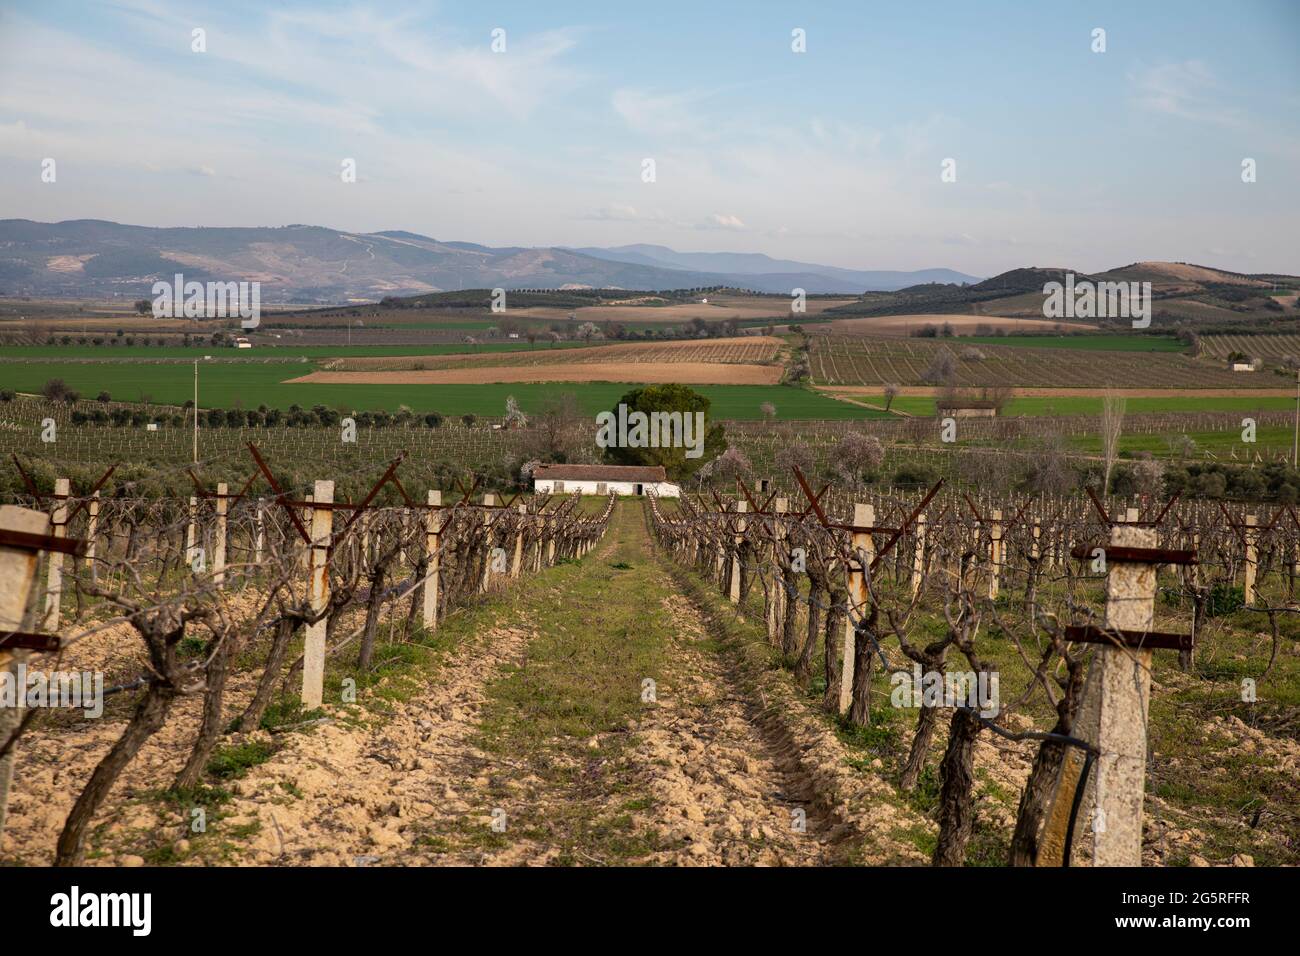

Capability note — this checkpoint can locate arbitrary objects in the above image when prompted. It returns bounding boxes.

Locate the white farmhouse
[532,464,680,498]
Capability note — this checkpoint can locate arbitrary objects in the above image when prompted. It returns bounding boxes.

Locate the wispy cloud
[700,213,746,230]
[1129,60,1244,127]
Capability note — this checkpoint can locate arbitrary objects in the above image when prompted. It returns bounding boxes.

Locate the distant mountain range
[0,220,982,302]
[564,244,979,294]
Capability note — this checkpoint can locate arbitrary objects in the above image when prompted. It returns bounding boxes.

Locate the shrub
[1205,583,1245,618]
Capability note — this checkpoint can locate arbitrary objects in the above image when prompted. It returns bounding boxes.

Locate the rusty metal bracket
[0,631,62,652]
[0,528,88,557]
[1069,544,1197,565]
[1065,624,1192,652]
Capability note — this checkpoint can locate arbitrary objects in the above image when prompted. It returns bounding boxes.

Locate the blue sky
[1,0,1297,275]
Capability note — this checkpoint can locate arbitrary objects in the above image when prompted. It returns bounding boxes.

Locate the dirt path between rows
[220,623,538,866]
[208,501,896,866]
[626,590,836,864]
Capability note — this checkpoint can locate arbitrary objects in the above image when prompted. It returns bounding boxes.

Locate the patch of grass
[153,783,233,810]
[256,696,326,732]
[434,502,679,862]
[206,740,276,780]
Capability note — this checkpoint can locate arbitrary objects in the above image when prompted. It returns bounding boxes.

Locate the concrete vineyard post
[511,503,525,578]
[1076,508,1158,866]
[729,501,747,604]
[422,490,442,629]
[214,482,228,588]
[300,480,334,711]
[911,513,927,598]
[0,505,52,838]
[1243,514,1258,605]
[770,498,788,640]
[85,491,100,585]
[480,494,496,592]
[988,508,1004,600]
[185,494,197,568]
[839,502,874,715]
[42,478,70,632]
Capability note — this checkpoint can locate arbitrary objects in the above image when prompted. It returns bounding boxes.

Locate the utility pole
[193,359,199,465]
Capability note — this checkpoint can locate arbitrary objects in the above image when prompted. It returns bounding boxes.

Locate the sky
[1,0,1297,277]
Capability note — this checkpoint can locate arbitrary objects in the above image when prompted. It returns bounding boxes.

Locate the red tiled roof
[533,464,669,483]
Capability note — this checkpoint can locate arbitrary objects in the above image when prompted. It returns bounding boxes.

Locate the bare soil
[288,362,783,385]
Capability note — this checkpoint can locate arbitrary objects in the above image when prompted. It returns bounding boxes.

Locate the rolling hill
[0,220,977,302]
[823,262,1300,328]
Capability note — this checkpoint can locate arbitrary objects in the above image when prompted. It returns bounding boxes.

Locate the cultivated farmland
[809,334,1276,389]
[320,335,782,370]
[1200,334,1300,362]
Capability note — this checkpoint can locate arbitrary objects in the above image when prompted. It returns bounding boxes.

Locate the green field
[0,360,868,420]
[0,341,581,360]
[1067,426,1295,457]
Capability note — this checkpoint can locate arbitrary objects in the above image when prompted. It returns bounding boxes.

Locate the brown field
[290,361,782,385]
[325,335,782,371]
[810,313,1095,336]
[1127,260,1267,286]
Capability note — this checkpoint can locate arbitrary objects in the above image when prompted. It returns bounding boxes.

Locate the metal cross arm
[790,466,835,528]
[869,478,944,574]
[1069,544,1197,566]
[333,452,408,545]
[1064,624,1193,652]
[0,631,63,652]
[65,464,118,524]
[0,527,89,557]
[246,442,312,544]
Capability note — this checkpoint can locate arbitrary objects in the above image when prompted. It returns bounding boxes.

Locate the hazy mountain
[570,243,982,292]
[0,220,982,302]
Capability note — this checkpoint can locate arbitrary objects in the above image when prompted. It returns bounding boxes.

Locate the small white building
[233,336,252,349]
[532,464,680,498]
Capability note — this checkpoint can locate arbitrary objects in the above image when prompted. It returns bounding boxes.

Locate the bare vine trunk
[932,708,982,866]
[358,562,390,671]
[238,616,300,732]
[57,681,178,865]
[174,633,238,791]
[822,592,845,713]
[780,568,801,659]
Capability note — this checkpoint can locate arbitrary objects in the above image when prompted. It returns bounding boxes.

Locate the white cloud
[1130,60,1242,127]
[702,213,746,230]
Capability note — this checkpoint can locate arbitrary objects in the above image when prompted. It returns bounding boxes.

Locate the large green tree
[600,383,726,480]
